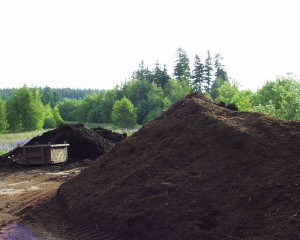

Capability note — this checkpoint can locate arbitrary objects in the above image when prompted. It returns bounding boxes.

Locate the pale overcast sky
[0,0,299,91]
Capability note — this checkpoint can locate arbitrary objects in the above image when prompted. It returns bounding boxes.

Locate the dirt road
[0,161,113,240]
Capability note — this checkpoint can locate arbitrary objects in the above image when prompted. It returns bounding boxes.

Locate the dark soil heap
[92,127,127,143]
[26,124,125,160]
[57,93,300,240]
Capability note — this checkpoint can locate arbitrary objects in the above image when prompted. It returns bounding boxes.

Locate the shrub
[43,117,57,129]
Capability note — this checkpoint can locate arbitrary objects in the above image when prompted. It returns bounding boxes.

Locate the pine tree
[203,51,213,92]
[152,61,170,88]
[174,48,190,83]
[132,60,153,83]
[210,54,229,99]
[191,55,205,93]
[41,86,54,107]
[214,54,228,82]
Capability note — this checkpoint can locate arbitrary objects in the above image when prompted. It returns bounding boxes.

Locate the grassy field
[0,130,46,155]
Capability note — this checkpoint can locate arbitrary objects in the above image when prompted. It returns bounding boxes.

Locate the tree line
[1,47,299,132]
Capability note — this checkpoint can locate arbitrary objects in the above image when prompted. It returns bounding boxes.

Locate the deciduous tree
[216,81,253,111]
[0,99,8,131]
[6,97,21,132]
[253,76,300,120]
[112,97,137,129]
[163,79,191,110]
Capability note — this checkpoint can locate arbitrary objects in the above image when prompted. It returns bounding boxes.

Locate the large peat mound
[26,124,125,160]
[57,93,300,240]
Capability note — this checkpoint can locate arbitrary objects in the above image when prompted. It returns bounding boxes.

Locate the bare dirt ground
[0,161,113,240]
[0,124,126,240]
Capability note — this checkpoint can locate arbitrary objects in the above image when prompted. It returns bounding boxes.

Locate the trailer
[4,143,69,165]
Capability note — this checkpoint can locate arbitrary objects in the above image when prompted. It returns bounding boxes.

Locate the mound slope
[26,124,126,160]
[57,93,300,240]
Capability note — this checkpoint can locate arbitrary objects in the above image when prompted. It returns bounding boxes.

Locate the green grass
[0,150,6,156]
[0,129,46,141]
[0,129,47,156]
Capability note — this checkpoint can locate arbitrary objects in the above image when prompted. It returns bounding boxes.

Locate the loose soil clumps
[57,93,300,240]
[26,124,125,160]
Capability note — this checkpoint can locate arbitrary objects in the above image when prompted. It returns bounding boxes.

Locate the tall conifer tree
[191,55,205,93]
[174,48,190,83]
[214,54,228,82]
[153,61,170,88]
[203,51,213,92]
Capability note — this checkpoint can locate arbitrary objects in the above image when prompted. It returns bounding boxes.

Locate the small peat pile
[57,93,300,240]
[26,124,124,160]
[92,127,127,142]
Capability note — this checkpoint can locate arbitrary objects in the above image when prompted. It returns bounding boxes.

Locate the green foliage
[210,55,228,99]
[1,87,100,102]
[86,94,104,123]
[152,62,170,88]
[203,51,213,92]
[216,81,253,111]
[112,97,137,129]
[131,60,170,89]
[0,99,8,132]
[17,49,296,129]
[99,88,121,123]
[44,104,54,118]
[52,49,230,125]
[76,93,99,122]
[163,79,192,110]
[214,54,228,82]
[6,97,21,132]
[191,55,205,93]
[6,86,45,131]
[122,79,151,105]
[131,60,153,82]
[53,106,64,125]
[144,83,164,122]
[174,48,190,83]
[0,88,16,100]
[41,86,55,107]
[21,87,45,130]
[252,102,277,117]
[253,76,300,120]
[43,117,57,129]
[57,98,80,121]
[122,79,152,124]
[210,78,225,100]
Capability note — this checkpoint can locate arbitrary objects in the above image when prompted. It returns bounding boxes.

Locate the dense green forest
[0,48,299,132]
[0,87,100,102]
